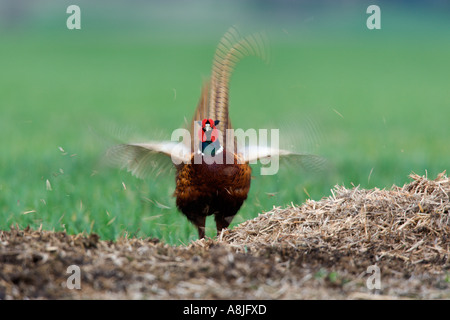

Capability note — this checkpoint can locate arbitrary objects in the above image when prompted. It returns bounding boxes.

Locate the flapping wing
[240,145,327,173]
[105,142,191,179]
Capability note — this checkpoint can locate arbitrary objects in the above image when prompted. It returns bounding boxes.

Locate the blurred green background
[1,0,449,244]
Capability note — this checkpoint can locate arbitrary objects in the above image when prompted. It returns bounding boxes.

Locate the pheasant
[107,27,323,239]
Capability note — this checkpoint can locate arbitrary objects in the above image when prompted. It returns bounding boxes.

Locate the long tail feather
[191,26,269,152]
[210,27,269,148]
[190,81,210,152]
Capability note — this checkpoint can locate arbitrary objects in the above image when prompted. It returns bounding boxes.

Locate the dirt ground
[0,226,447,300]
[1,173,449,299]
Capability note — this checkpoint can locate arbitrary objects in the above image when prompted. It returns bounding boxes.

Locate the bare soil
[0,173,449,299]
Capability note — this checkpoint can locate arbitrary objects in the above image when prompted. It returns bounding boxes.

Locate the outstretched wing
[105,142,191,179]
[240,145,327,173]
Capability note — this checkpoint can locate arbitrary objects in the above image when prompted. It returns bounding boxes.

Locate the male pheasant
[107,27,322,239]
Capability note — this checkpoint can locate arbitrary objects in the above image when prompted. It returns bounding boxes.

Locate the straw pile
[215,171,449,269]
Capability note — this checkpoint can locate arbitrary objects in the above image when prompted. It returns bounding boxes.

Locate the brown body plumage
[175,152,251,238]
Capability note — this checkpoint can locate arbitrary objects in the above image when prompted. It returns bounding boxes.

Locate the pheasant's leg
[215,214,235,236]
[183,212,207,239]
[196,215,206,239]
[197,225,206,239]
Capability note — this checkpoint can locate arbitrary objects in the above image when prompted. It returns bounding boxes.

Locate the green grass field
[1,2,449,244]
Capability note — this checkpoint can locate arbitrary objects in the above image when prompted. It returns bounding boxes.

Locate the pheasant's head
[201,119,219,131]
[198,119,222,156]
